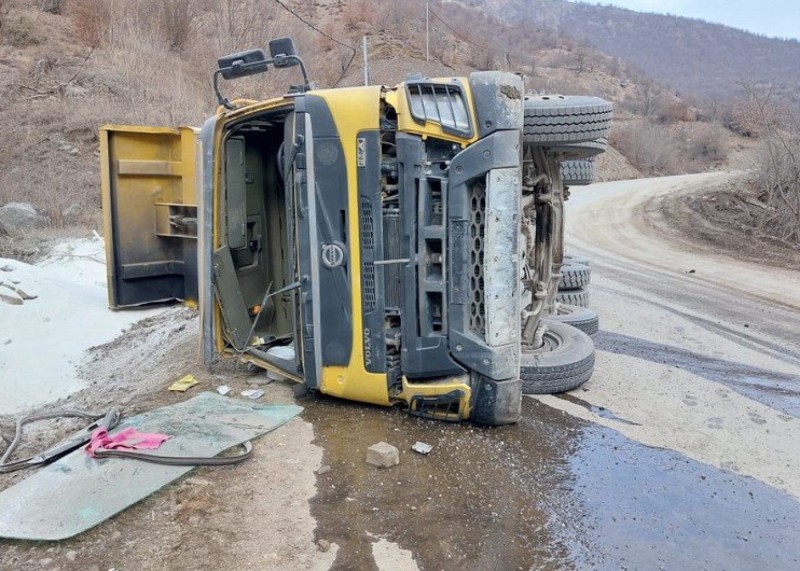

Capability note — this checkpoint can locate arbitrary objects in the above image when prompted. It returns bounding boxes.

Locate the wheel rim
[524,324,567,353]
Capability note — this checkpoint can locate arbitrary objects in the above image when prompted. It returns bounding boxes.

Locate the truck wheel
[563,254,590,267]
[549,304,599,336]
[556,288,590,308]
[521,320,595,394]
[523,95,612,146]
[559,263,591,290]
[549,138,609,159]
[560,158,595,186]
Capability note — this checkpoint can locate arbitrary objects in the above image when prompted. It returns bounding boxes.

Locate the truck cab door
[100,126,198,308]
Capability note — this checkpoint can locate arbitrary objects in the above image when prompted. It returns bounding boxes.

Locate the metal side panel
[100,125,199,309]
[212,245,252,350]
[305,95,353,367]
[198,115,218,368]
[294,106,322,389]
[484,167,521,349]
[447,129,522,381]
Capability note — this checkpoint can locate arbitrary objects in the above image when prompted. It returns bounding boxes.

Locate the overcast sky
[580,1,800,40]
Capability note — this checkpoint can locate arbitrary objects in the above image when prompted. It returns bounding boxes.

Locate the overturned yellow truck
[100,38,611,425]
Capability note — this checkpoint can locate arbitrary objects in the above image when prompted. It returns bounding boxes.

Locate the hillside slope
[0,0,748,254]
[470,0,800,106]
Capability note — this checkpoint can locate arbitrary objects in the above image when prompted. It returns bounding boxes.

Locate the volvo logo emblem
[321,243,345,268]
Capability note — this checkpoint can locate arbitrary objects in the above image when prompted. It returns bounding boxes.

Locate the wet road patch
[306,396,800,570]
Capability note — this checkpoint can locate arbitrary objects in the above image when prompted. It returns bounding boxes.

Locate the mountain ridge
[465,0,800,106]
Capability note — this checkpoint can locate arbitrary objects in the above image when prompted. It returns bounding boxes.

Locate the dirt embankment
[656,173,800,271]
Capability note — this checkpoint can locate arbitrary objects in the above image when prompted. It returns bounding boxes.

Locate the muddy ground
[2,172,800,570]
[3,310,798,570]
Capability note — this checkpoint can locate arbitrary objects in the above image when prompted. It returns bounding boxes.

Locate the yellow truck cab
[101,38,611,425]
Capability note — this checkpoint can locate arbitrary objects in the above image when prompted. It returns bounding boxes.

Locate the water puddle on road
[305,396,800,570]
[594,330,800,418]
[554,393,642,426]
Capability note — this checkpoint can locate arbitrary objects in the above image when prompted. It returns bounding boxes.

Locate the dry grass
[610,119,731,176]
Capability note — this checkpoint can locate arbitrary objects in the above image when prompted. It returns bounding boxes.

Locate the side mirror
[269,38,300,68]
[218,49,269,80]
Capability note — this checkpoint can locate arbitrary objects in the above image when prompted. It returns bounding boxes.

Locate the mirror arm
[213,70,233,110]
[273,55,313,90]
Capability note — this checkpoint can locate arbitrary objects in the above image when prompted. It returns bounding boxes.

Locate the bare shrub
[160,0,195,53]
[753,116,800,245]
[610,120,680,175]
[70,0,111,46]
[371,0,419,33]
[3,15,40,46]
[40,0,66,15]
[656,98,693,124]
[211,0,281,53]
[342,0,374,31]
[681,123,728,164]
[724,81,786,138]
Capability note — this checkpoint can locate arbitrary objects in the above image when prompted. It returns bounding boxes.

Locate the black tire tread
[556,288,589,307]
[560,159,595,186]
[523,95,613,145]
[549,304,600,336]
[563,254,590,267]
[559,263,591,290]
[520,320,596,394]
[521,353,595,394]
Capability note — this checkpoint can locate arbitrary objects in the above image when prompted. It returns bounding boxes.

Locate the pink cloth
[85,427,170,458]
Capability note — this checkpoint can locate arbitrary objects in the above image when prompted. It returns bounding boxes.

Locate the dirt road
[544,172,800,498]
[2,172,800,570]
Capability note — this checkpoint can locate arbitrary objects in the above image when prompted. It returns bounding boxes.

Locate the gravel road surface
[540,172,800,500]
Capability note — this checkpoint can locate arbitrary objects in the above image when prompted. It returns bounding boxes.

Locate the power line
[427,6,477,47]
[273,0,356,53]
[272,0,357,86]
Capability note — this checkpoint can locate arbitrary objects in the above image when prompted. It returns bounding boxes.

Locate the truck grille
[469,181,486,335]
[360,198,376,312]
[383,207,402,311]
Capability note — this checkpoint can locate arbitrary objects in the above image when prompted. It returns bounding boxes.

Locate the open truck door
[200,105,315,386]
[100,126,198,308]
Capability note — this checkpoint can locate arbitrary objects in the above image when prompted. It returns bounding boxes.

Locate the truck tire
[556,288,589,308]
[521,320,595,394]
[549,138,608,159]
[549,304,599,336]
[563,254,590,267]
[559,263,591,290]
[523,95,613,146]
[560,158,595,186]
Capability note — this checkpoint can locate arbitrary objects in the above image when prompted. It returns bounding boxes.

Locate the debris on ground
[216,385,231,396]
[317,539,331,552]
[0,393,302,540]
[411,441,433,455]
[241,388,265,400]
[0,280,36,300]
[316,465,332,475]
[367,442,400,468]
[168,374,199,392]
[0,287,22,305]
